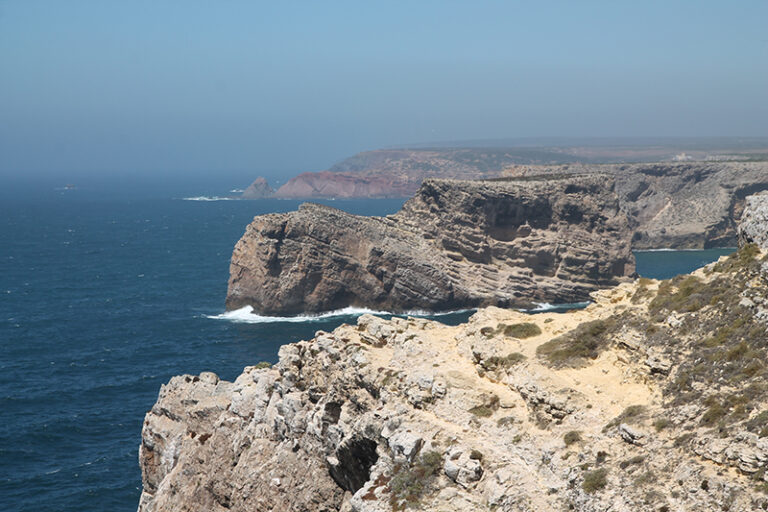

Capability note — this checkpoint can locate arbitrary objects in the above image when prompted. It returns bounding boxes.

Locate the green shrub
[482,352,526,370]
[582,468,609,493]
[563,430,582,446]
[388,451,443,507]
[712,243,760,273]
[253,361,271,369]
[469,394,499,418]
[744,411,768,436]
[653,418,670,432]
[619,455,645,469]
[468,405,494,417]
[701,401,727,426]
[604,405,647,431]
[502,322,542,339]
[537,319,616,367]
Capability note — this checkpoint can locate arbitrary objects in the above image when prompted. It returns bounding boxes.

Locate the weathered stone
[226,176,635,314]
[738,192,768,250]
[618,423,646,445]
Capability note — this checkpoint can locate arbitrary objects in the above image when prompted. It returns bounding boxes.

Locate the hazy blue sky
[1,1,767,182]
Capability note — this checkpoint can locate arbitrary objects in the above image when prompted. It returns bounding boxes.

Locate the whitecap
[635,247,736,253]
[524,301,590,313]
[205,305,472,324]
[181,196,238,202]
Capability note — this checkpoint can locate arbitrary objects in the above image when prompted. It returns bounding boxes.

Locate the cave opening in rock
[328,437,379,493]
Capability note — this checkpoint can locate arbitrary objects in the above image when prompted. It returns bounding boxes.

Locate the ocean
[0,187,734,512]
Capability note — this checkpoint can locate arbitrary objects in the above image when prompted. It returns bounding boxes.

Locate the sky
[1,0,767,184]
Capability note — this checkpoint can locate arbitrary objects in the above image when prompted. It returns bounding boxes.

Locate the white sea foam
[182,196,238,201]
[229,189,244,193]
[635,247,736,253]
[205,305,472,324]
[524,301,590,312]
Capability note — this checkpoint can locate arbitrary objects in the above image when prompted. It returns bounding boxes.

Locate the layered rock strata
[139,217,768,511]
[504,162,768,249]
[259,149,768,249]
[226,175,635,315]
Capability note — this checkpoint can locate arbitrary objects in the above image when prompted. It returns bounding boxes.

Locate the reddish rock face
[226,175,636,315]
[273,171,418,199]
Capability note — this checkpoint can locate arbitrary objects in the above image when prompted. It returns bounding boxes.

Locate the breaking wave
[525,301,591,313]
[182,196,238,201]
[205,305,473,324]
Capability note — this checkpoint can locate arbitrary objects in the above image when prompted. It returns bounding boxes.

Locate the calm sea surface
[0,187,734,511]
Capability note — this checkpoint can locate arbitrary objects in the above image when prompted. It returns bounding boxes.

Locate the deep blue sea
[0,185,734,512]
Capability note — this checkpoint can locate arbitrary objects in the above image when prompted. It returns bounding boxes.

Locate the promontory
[226,175,636,315]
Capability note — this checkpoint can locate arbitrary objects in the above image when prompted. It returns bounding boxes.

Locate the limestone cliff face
[738,192,768,250]
[226,175,635,315]
[505,161,768,249]
[139,217,768,510]
[266,149,768,249]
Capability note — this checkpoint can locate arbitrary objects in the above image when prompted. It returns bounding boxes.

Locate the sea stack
[226,175,636,315]
[241,177,274,199]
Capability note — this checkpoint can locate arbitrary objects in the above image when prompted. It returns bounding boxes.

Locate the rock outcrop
[226,175,635,315]
[272,148,532,199]
[738,192,768,250]
[241,177,274,199]
[258,146,768,248]
[505,162,768,248]
[139,214,768,510]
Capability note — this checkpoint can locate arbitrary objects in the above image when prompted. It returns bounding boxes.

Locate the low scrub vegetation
[387,451,443,509]
[501,322,542,339]
[481,352,526,370]
[469,394,500,418]
[604,405,647,431]
[537,318,617,367]
[563,430,582,446]
[582,468,609,493]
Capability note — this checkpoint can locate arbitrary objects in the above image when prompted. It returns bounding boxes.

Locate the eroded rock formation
[241,177,274,199]
[738,192,768,250]
[139,212,768,510]
[226,175,635,315]
[257,147,768,248]
[505,162,768,248]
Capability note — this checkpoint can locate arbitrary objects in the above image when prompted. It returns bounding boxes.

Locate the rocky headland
[226,175,635,315]
[242,147,768,249]
[138,194,768,511]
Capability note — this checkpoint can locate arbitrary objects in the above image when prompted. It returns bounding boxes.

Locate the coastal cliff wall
[504,162,768,249]
[138,197,768,511]
[226,175,635,315]
[258,151,768,249]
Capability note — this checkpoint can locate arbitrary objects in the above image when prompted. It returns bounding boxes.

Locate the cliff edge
[226,175,635,315]
[138,197,768,510]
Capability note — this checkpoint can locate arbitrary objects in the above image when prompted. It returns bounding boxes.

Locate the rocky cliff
[738,192,768,250]
[138,202,768,510]
[259,147,768,249]
[272,148,537,199]
[241,177,274,199]
[504,162,768,249]
[226,175,635,315]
